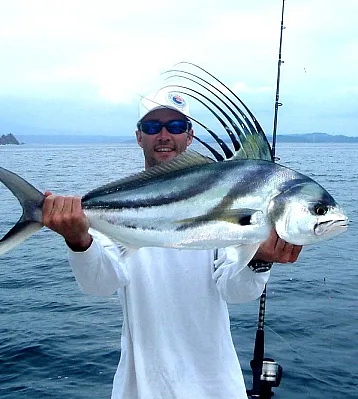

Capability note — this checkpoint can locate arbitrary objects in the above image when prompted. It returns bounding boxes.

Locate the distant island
[267,132,358,143]
[0,133,21,145]
[10,131,358,145]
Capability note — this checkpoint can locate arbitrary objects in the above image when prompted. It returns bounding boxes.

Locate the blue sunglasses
[137,119,192,135]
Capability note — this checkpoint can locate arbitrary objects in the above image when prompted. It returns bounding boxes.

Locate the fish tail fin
[0,167,45,256]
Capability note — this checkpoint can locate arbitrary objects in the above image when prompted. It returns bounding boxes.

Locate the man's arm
[42,193,129,296]
[213,231,303,304]
[213,246,270,304]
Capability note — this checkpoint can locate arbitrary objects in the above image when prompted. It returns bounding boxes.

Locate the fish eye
[314,204,328,216]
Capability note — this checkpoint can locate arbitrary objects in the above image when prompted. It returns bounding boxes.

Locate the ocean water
[0,143,357,398]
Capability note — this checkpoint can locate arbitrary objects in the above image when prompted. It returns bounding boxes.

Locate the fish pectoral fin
[214,208,261,225]
[234,243,262,265]
[114,242,138,259]
[178,208,261,226]
[228,243,262,277]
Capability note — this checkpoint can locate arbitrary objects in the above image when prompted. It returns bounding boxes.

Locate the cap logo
[167,93,187,109]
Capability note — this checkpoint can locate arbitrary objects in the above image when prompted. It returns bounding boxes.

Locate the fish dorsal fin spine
[146,150,214,176]
[228,134,273,162]
[83,150,214,200]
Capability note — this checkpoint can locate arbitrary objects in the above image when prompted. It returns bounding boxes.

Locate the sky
[1,0,357,137]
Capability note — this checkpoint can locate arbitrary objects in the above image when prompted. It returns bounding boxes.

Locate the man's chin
[154,151,176,163]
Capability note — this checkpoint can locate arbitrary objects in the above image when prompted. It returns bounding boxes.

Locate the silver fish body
[0,151,347,256]
[81,152,347,251]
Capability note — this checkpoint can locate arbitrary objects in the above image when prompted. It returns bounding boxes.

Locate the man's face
[136,108,193,169]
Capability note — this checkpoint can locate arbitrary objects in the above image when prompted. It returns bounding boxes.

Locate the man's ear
[186,129,194,146]
[136,130,143,148]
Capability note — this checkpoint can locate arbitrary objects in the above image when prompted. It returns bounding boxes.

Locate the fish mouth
[314,219,349,236]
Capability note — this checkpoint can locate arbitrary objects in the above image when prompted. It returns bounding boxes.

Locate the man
[43,89,302,398]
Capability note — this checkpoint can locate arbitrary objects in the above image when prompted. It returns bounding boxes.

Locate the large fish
[0,150,348,257]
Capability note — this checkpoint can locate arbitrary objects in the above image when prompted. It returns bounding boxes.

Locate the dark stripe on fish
[82,168,223,210]
[175,181,263,231]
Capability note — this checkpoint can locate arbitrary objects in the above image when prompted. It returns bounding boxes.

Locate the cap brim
[139,105,188,122]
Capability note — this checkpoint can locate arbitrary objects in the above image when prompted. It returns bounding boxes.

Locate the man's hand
[253,230,302,264]
[42,192,92,251]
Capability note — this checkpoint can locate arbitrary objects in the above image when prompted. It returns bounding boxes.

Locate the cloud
[232,82,271,94]
[0,0,357,135]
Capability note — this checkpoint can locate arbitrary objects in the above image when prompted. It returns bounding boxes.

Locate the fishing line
[265,325,302,361]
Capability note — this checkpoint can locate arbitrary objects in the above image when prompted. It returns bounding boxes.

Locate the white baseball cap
[138,87,190,122]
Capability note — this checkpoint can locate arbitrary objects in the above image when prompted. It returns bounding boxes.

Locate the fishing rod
[247,1,286,398]
[272,0,286,158]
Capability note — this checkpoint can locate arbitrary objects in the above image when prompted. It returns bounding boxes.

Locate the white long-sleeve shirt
[68,230,270,399]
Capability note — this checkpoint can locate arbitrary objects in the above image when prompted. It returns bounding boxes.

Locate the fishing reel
[247,358,282,398]
[261,358,282,388]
